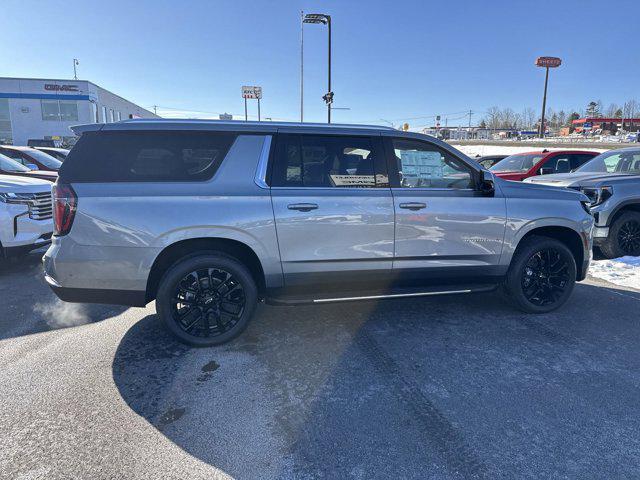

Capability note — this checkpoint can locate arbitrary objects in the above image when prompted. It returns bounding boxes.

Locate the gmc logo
[44,84,80,92]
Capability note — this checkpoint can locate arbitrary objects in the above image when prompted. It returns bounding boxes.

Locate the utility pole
[153,105,158,115]
[73,58,79,80]
[468,109,474,129]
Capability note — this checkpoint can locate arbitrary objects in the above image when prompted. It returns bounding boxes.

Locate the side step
[266,284,498,306]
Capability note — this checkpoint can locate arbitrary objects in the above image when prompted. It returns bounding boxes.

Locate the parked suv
[1,174,53,258]
[526,147,640,258]
[490,150,598,181]
[44,120,593,346]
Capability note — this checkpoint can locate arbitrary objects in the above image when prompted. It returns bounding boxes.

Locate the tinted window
[490,154,544,173]
[270,134,389,188]
[577,149,640,173]
[392,139,473,189]
[59,131,236,182]
[570,154,596,170]
[542,155,571,173]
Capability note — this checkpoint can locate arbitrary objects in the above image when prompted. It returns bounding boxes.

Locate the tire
[505,235,577,314]
[156,253,258,347]
[599,211,640,259]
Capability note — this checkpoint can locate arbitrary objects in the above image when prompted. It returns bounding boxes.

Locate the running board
[266,284,497,306]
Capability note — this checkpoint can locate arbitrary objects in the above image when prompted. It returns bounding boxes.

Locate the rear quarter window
[59,131,236,182]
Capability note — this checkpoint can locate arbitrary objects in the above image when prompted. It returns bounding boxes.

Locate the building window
[0,99,12,144]
[91,102,98,123]
[101,106,107,123]
[41,100,78,122]
[109,109,115,123]
[59,101,79,121]
[116,111,122,121]
[41,100,60,121]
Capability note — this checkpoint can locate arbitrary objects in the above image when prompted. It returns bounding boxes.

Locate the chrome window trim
[254,135,273,189]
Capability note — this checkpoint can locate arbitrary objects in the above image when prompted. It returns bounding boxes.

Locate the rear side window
[270,134,389,188]
[59,131,236,182]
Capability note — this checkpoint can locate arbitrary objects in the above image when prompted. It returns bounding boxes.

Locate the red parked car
[0,153,58,182]
[489,149,599,181]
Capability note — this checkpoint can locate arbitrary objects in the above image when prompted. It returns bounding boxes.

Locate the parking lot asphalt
[2,251,640,479]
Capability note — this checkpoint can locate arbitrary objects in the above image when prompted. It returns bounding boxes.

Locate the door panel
[271,189,394,284]
[392,189,507,271]
[270,133,394,289]
[386,137,507,280]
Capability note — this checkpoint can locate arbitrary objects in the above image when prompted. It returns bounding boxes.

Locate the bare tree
[500,108,518,129]
[521,107,536,129]
[622,100,639,130]
[485,106,501,131]
[605,103,620,117]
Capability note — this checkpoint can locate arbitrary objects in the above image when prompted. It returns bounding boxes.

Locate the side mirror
[539,167,554,175]
[478,170,495,196]
[26,163,39,171]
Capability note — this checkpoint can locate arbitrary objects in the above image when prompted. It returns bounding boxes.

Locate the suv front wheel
[156,253,258,346]
[599,211,640,259]
[505,236,577,314]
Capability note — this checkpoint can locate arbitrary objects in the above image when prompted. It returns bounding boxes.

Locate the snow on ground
[588,256,640,290]
[453,144,608,158]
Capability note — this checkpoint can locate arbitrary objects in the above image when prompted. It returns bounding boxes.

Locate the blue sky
[1,0,638,126]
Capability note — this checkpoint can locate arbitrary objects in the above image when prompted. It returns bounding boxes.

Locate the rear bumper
[44,273,146,307]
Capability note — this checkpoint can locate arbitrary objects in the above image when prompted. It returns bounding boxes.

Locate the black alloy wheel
[505,235,577,313]
[172,268,246,338]
[617,219,640,256]
[156,253,257,346]
[521,248,571,307]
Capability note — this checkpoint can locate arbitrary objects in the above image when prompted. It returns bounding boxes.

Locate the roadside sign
[242,86,262,99]
[219,113,233,120]
[535,56,562,68]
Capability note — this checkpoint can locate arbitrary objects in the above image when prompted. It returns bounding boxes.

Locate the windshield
[576,149,640,174]
[0,154,31,172]
[24,149,63,169]
[490,154,544,173]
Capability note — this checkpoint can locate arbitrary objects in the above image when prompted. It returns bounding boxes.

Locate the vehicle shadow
[0,250,128,340]
[112,282,640,479]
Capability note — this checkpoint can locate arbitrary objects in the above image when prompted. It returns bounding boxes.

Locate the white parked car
[0,174,53,258]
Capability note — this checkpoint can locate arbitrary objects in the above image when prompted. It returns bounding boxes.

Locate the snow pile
[588,256,640,290]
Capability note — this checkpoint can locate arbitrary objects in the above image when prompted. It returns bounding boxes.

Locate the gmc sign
[44,84,80,92]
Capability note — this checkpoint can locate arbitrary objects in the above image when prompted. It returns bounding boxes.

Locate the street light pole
[300,10,304,122]
[73,58,79,80]
[327,15,332,124]
[302,13,333,124]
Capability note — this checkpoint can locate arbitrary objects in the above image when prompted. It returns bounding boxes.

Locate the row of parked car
[0,146,68,258]
[475,147,640,258]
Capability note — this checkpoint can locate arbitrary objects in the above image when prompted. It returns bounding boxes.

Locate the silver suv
[44,120,593,346]
[526,147,640,259]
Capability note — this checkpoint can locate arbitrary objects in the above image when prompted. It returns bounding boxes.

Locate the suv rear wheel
[156,253,258,346]
[505,236,577,314]
[600,211,640,259]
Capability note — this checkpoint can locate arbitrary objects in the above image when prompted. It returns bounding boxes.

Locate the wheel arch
[605,201,640,227]
[514,225,586,279]
[146,237,267,302]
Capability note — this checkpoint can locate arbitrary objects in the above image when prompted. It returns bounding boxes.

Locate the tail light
[52,182,77,236]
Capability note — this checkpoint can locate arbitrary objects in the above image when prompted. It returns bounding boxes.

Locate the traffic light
[322,91,334,105]
[403,123,409,131]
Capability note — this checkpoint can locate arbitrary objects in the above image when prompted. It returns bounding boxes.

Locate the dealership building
[0,77,158,146]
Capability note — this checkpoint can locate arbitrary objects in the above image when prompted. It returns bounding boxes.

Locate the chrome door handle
[287,203,319,212]
[399,202,426,210]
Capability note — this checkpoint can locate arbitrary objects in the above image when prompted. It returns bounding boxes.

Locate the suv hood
[495,176,588,202]
[0,173,53,192]
[524,172,640,188]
